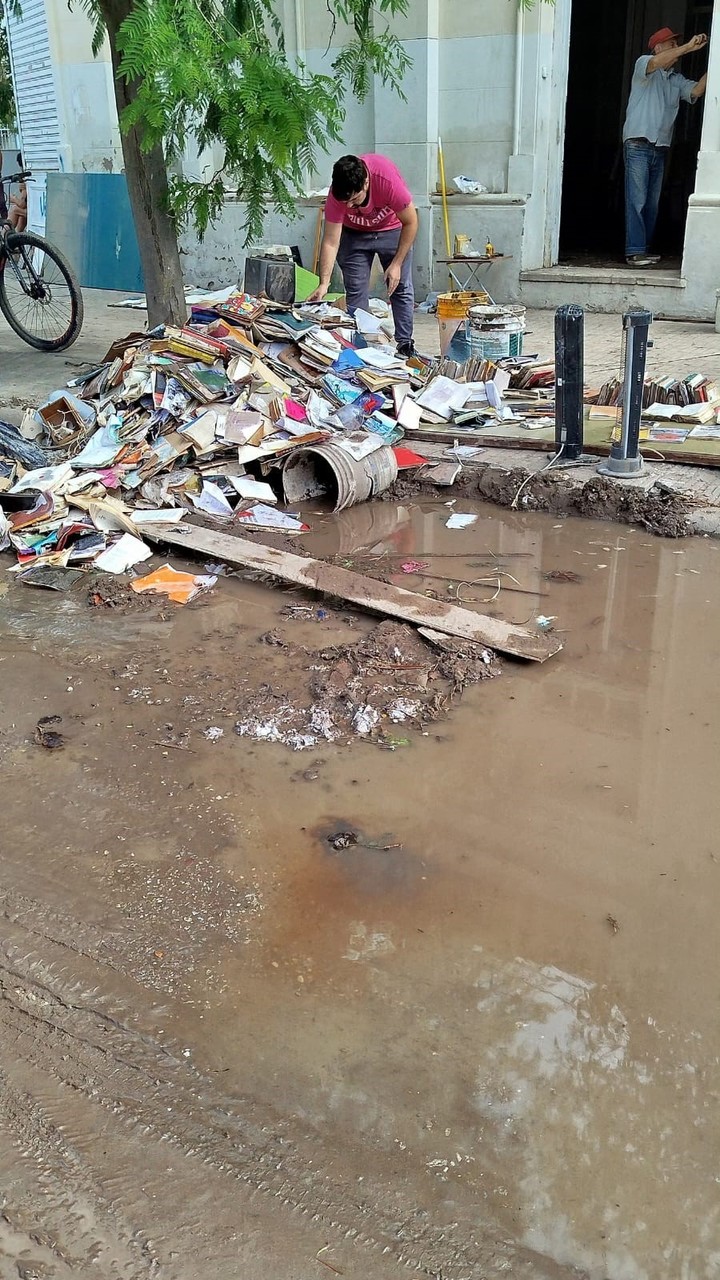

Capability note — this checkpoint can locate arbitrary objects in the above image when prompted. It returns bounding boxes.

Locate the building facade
[5,0,122,230]
[6,0,719,319]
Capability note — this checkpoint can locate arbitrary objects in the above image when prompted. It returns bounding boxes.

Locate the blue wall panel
[46,172,144,292]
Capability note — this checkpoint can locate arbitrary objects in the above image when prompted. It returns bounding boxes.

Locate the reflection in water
[294,503,720,1277]
[0,582,170,649]
[470,954,719,1280]
[3,499,720,1279]
[308,500,414,556]
[309,502,708,835]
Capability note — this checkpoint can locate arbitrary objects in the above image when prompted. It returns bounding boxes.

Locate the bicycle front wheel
[0,232,84,351]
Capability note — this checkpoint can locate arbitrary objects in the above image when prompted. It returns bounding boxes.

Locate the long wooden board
[150,524,561,662]
[405,421,720,469]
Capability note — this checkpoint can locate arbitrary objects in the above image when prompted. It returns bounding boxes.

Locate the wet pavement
[1,498,719,1280]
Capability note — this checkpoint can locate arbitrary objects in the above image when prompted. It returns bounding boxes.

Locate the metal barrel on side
[282,442,398,512]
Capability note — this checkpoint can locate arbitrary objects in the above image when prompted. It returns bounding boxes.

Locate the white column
[682,18,720,318]
[694,18,720,194]
[508,0,563,269]
[372,0,439,296]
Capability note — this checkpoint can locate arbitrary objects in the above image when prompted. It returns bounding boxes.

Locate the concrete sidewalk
[0,289,146,406]
[1,289,718,407]
[412,309,720,538]
[1,289,719,537]
[417,308,720,387]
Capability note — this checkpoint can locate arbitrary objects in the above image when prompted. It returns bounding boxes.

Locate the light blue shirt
[623,55,697,147]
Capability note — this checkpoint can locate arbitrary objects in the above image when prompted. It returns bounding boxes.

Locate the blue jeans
[336,227,415,345]
[624,139,667,257]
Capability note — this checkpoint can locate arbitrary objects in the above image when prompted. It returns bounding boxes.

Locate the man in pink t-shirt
[307,154,418,357]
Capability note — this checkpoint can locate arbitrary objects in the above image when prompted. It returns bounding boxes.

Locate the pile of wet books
[0,289,434,587]
[594,371,720,412]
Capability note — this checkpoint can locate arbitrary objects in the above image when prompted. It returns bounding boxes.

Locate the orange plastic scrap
[130,563,216,605]
[116,444,146,466]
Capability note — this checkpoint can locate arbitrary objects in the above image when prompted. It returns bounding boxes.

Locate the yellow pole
[311,203,324,276]
[437,137,453,291]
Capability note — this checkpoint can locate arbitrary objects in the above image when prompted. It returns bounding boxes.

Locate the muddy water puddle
[1,499,720,1279]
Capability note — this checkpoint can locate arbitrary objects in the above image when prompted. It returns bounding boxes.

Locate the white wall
[681,13,720,323]
[183,0,531,295]
[180,199,321,288]
[44,2,122,173]
[11,0,720,320]
[438,4,517,192]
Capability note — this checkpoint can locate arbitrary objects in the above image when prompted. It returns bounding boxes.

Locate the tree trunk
[99,0,188,329]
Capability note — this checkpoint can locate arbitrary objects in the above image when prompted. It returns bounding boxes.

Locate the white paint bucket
[466,304,526,358]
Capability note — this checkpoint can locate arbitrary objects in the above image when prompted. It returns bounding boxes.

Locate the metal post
[598,309,652,479]
[554,304,584,460]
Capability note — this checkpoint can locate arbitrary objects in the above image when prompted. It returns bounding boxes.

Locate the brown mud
[388,467,693,538]
[1,497,719,1279]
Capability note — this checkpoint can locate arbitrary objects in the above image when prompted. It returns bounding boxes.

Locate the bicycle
[0,169,84,352]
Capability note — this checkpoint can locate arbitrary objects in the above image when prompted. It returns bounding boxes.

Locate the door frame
[543,0,573,265]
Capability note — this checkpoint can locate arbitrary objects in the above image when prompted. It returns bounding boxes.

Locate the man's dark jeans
[624,138,667,257]
[336,227,414,345]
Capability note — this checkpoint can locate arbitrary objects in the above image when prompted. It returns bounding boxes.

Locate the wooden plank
[406,425,560,451]
[150,524,561,663]
[405,425,720,469]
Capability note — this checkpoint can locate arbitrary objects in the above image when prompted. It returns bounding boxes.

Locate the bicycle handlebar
[4,171,31,184]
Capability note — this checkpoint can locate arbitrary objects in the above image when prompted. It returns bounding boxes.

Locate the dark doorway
[559,0,712,264]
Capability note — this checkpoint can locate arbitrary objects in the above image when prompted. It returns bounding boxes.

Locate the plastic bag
[452,175,488,195]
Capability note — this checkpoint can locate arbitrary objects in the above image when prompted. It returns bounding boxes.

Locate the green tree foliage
[76,0,411,244]
[0,5,17,131]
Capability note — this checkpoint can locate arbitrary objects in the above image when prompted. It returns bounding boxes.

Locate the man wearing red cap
[622,28,708,267]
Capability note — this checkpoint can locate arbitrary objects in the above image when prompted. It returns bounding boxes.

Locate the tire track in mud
[0,894,587,1280]
[0,1067,159,1280]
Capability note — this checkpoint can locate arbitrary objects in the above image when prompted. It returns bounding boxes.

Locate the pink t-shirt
[324,154,413,233]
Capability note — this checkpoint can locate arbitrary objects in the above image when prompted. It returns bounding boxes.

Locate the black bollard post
[554,304,585,460]
[598,309,652,478]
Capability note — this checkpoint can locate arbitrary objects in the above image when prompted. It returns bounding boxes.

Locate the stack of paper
[416,377,471,421]
[298,329,342,373]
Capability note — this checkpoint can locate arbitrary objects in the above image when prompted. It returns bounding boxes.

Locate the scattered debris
[544,569,582,583]
[34,714,65,750]
[393,445,428,469]
[352,704,380,736]
[0,290,435,589]
[421,461,462,486]
[446,513,478,529]
[326,828,402,853]
[327,830,358,851]
[593,371,720,422]
[94,532,153,575]
[88,576,158,611]
[233,620,501,751]
[17,565,86,591]
[606,914,620,935]
[0,420,47,470]
[316,1247,344,1276]
[130,564,217,605]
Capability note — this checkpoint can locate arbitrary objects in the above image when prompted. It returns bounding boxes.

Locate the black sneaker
[396,340,416,359]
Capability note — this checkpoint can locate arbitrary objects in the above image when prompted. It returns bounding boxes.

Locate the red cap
[649,27,681,51]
